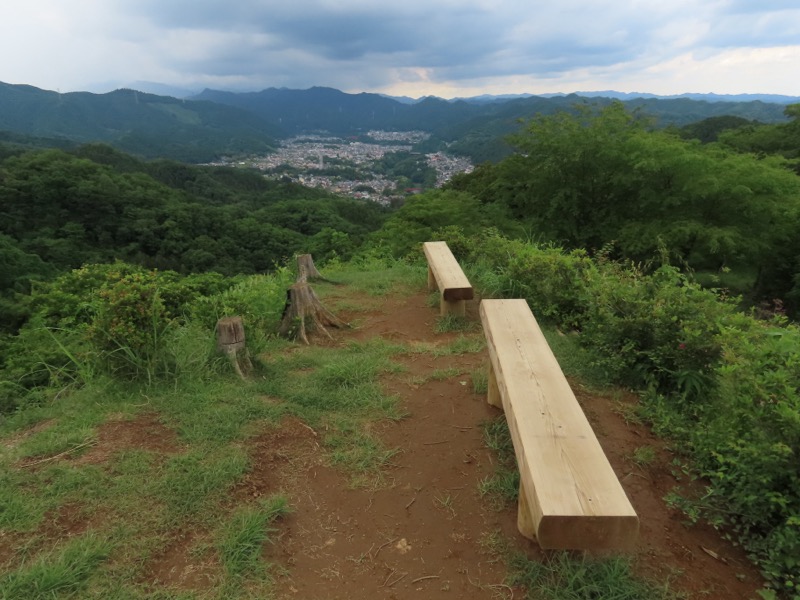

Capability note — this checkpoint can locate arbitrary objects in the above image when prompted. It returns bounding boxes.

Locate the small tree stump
[297,253,337,284]
[216,316,253,379]
[279,275,348,344]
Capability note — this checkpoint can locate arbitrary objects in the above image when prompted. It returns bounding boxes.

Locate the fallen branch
[386,572,407,588]
[21,439,97,468]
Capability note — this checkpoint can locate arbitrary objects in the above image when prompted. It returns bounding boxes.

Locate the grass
[216,495,290,579]
[0,533,113,599]
[541,324,613,391]
[0,312,405,596]
[407,334,485,358]
[435,313,476,333]
[470,366,489,395]
[506,551,686,600]
[630,445,657,469]
[407,366,463,387]
[433,492,458,518]
[479,417,520,510]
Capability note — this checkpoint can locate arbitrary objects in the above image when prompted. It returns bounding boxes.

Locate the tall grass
[506,551,685,600]
[216,495,290,579]
[0,533,113,599]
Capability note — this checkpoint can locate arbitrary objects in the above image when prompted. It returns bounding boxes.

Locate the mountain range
[1,81,796,163]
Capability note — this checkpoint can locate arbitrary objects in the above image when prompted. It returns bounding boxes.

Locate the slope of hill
[0,82,281,162]
[192,86,484,135]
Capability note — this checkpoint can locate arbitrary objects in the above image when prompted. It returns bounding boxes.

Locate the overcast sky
[1,1,799,98]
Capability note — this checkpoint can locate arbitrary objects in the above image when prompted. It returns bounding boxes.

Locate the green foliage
[369,189,523,256]
[581,264,728,394]
[0,83,280,162]
[0,146,386,305]
[88,270,176,381]
[719,103,800,171]
[447,103,800,313]
[189,268,294,350]
[678,115,754,143]
[0,533,112,599]
[0,263,297,412]
[371,150,437,189]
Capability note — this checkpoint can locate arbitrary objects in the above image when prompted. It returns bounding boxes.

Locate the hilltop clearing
[0,263,766,599]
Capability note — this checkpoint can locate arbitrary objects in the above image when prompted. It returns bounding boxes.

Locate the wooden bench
[423,241,474,317]
[480,299,639,550]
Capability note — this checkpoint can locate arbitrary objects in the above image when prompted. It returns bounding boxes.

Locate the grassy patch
[326,419,400,488]
[506,551,686,600]
[434,314,476,333]
[0,533,112,599]
[324,258,423,297]
[541,325,613,391]
[160,446,249,525]
[479,416,520,510]
[470,366,489,395]
[629,445,657,470]
[216,494,290,579]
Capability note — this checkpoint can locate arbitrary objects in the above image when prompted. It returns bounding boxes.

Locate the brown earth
[5,285,767,599]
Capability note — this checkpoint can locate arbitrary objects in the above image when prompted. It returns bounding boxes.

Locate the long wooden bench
[423,241,474,317]
[480,299,639,550]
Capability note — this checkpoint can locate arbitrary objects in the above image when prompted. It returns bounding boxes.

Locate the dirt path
[259,288,766,599]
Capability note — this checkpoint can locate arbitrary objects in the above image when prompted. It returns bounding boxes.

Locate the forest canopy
[0,144,387,331]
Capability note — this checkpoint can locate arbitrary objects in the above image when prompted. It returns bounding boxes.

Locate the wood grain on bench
[480,298,639,550]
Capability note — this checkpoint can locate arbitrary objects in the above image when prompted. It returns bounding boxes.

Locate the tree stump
[279,274,348,344]
[297,253,337,284]
[216,316,253,379]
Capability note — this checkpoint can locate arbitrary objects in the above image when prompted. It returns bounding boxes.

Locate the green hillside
[0,83,281,162]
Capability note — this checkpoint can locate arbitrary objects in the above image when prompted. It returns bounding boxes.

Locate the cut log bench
[480,299,639,550]
[422,241,474,316]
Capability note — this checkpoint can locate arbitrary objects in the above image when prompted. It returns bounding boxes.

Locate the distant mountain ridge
[192,86,792,135]
[0,82,280,161]
[1,80,796,163]
[543,90,800,104]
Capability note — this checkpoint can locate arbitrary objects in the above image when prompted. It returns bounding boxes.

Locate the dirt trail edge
[262,288,765,600]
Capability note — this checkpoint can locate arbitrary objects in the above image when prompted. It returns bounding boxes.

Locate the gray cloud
[3,1,799,96]
[114,0,658,74]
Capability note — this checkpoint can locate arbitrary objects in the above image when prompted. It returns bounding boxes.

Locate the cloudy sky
[1,0,799,98]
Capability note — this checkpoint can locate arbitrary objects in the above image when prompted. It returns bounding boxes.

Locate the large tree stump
[279,275,348,344]
[297,253,337,284]
[216,316,253,379]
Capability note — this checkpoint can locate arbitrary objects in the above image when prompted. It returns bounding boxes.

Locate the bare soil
[8,285,766,599]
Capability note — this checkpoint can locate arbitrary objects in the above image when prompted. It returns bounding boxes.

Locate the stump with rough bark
[216,316,253,379]
[297,253,337,284]
[279,274,348,344]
